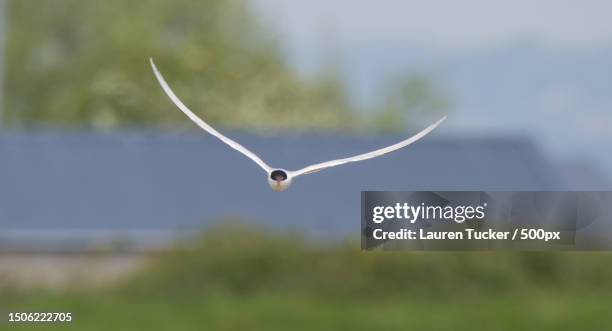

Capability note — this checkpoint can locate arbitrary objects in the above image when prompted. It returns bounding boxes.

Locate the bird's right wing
[150,58,272,173]
[290,116,446,177]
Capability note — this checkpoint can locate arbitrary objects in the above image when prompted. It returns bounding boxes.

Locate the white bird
[149,58,447,192]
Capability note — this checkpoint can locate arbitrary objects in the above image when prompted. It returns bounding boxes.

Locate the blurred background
[1,0,612,329]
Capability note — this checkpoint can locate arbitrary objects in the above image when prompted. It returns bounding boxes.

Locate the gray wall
[0,131,567,237]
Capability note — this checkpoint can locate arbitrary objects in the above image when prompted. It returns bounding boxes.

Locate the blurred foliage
[130,224,612,298]
[4,0,446,132]
[372,74,449,132]
[4,0,355,131]
[4,224,612,330]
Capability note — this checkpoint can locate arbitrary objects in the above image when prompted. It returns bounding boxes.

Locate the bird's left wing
[289,116,447,177]
[150,58,272,173]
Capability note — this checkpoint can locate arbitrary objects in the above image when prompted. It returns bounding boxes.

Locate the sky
[252,0,612,181]
[252,0,612,50]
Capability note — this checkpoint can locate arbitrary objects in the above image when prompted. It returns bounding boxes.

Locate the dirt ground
[0,254,151,289]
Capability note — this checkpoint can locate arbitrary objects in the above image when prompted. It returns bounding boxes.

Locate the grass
[5,291,612,330]
[3,223,612,330]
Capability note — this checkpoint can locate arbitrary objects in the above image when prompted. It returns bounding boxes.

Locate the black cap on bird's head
[270,170,288,181]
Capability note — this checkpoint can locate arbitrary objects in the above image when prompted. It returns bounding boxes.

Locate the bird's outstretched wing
[290,116,447,177]
[150,58,272,173]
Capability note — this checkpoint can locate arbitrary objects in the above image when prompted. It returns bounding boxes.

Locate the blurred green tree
[4,0,356,131]
[4,0,448,132]
[370,74,449,132]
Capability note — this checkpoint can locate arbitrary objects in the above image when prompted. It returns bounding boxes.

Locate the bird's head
[268,169,292,192]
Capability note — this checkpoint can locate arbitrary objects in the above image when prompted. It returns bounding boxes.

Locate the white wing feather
[149,58,272,173]
[290,116,447,177]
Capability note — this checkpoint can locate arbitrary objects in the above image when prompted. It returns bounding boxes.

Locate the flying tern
[149,58,446,192]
